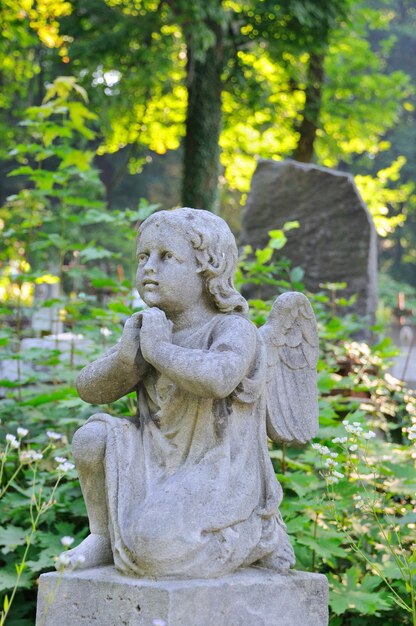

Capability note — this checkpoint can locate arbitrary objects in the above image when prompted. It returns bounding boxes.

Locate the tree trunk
[293,51,325,163]
[182,24,224,211]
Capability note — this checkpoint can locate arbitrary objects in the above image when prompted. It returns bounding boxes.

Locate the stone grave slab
[241,159,378,325]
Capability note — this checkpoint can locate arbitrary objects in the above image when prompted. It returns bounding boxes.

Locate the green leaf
[0,565,32,592]
[108,302,134,315]
[42,233,68,248]
[80,247,116,262]
[283,220,300,231]
[277,472,321,497]
[136,200,160,221]
[255,248,273,264]
[290,266,304,283]
[63,197,104,209]
[59,149,95,171]
[82,209,117,224]
[329,568,394,616]
[268,230,288,250]
[296,534,346,562]
[20,387,77,407]
[90,278,120,289]
[0,526,28,555]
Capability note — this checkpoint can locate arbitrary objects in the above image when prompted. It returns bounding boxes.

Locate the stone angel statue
[61,207,319,579]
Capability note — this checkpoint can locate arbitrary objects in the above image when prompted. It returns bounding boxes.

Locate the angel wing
[259,291,319,445]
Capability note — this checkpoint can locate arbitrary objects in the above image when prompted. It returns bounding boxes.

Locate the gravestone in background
[31,281,63,335]
[241,160,378,325]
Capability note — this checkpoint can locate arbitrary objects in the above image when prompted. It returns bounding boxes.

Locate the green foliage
[2,0,415,288]
[0,428,82,625]
[0,40,415,626]
[0,79,156,623]
[378,272,416,323]
[2,76,108,275]
[355,157,414,237]
[238,232,416,625]
[1,205,416,624]
[0,77,158,336]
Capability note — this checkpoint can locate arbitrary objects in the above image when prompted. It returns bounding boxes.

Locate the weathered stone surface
[60,208,319,581]
[46,208,326,626]
[241,160,378,323]
[36,566,329,626]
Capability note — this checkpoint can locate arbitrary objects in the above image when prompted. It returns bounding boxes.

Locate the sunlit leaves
[318,4,412,166]
[355,157,414,237]
[221,49,304,192]
[44,76,89,103]
[329,568,392,616]
[19,0,72,49]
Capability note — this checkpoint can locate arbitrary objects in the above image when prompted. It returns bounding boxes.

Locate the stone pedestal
[36,566,328,626]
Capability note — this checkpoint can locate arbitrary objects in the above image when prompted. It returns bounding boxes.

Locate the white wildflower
[61,536,75,548]
[363,431,376,440]
[342,420,349,426]
[20,450,43,463]
[345,424,362,436]
[330,452,339,459]
[100,327,112,337]
[75,555,85,566]
[333,471,344,479]
[57,461,75,473]
[324,458,338,468]
[6,434,20,449]
[17,427,29,438]
[54,456,67,464]
[311,443,331,455]
[332,437,348,444]
[349,444,358,452]
[47,430,62,441]
[326,476,339,484]
[55,553,70,570]
[409,431,416,441]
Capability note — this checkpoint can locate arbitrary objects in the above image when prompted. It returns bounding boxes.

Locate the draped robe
[78,314,293,578]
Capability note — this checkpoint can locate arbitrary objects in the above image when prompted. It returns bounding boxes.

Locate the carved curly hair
[138,207,248,315]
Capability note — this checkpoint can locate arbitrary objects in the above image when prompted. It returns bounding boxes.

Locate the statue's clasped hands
[138,308,173,365]
[118,308,173,367]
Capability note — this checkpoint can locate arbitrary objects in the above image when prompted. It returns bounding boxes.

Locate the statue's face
[136,221,204,314]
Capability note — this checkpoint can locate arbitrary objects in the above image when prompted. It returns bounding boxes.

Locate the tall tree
[1,0,411,222]
[179,1,225,209]
[292,50,325,162]
[57,0,356,209]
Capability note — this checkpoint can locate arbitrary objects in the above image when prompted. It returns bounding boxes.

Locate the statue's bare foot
[56,533,113,571]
